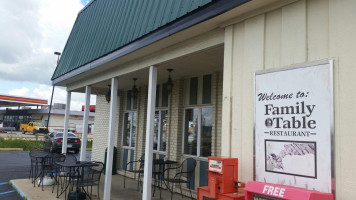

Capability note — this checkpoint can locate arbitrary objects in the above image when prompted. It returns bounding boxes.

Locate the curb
[9,180,29,200]
[0,148,23,151]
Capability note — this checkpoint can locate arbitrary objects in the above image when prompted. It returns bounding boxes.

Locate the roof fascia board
[52,0,250,85]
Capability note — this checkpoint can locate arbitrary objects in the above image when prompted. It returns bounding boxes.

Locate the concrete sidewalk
[11,174,194,200]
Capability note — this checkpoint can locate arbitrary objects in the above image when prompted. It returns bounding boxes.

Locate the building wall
[221,0,356,198]
[167,79,184,162]
[46,114,94,133]
[91,95,120,163]
[213,72,223,156]
[116,91,125,172]
[135,86,148,166]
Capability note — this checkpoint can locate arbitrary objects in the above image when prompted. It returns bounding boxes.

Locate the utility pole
[46,52,61,131]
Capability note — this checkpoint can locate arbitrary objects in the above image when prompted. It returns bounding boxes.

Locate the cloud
[8,84,96,111]
[0,0,83,84]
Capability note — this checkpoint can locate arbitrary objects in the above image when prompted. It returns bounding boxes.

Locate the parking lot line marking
[0,190,15,195]
[0,182,8,185]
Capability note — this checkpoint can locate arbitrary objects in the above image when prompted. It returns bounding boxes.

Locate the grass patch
[0,137,43,151]
[87,140,93,148]
[0,137,93,150]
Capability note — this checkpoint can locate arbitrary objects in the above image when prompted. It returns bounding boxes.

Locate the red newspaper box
[245,181,334,200]
[197,157,245,200]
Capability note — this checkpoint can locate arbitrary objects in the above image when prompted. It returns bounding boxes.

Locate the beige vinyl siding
[221,0,356,199]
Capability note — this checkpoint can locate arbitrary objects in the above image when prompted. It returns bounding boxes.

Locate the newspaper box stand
[245,181,334,200]
[197,157,245,200]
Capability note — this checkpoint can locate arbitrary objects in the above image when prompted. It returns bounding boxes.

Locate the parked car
[44,132,81,153]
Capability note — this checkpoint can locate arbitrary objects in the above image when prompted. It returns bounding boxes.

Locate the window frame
[182,105,213,158]
[121,111,137,149]
[153,109,168,154]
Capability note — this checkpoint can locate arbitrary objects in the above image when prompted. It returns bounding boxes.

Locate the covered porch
[11,174,193,200]
[61,42,224,199]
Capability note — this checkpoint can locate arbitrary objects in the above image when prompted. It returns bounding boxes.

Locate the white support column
[80,86,91,161]
[62,91,71,154]
[142,66,157,200]
[103,77,118,200]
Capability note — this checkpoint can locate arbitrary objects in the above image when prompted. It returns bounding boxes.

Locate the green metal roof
[52,0,213,80]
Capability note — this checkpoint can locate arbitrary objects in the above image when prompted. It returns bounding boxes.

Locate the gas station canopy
[0,94,48,107]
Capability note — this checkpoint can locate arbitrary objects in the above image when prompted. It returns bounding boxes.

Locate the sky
[0,0,94,111]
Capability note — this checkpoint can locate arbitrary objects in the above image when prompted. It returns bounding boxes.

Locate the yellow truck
[20,122,49,134]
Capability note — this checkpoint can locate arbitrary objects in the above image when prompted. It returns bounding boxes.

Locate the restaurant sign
[254,61,334,193]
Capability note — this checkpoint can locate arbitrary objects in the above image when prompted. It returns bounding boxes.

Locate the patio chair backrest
[42,153,64,166]
[139,154,145,161]
[84,162,104,184]
[132,153,145,170]
[29,148,45,162]
[43,141,51,152]
[139,154,145,168]
[43,154,56,169]
[53,153,66,162]
[180,158,197,179]
[29,148,44,156]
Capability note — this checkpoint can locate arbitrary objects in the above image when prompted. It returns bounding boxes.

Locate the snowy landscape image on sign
[265,140,316,178]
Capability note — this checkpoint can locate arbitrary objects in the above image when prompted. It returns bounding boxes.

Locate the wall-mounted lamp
[166,69,173,92]
[131,78,139,97]
[105,85,111,103]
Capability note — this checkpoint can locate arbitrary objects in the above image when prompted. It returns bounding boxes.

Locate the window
[201,107,212,156]
[56,133,76,138]
[34,122,44,126]
[161,83,169,107]
[153,110,168,152]
[183,107,212,157]
[155,84,169,108]
[189,77,198,105]
[202,74,212,104]
[184,108,199,155]
[126,92,137,110]
[186,74,212,106]
[122,112,137,147]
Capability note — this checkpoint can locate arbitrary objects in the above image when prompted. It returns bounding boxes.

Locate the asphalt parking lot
[0,151,91,200]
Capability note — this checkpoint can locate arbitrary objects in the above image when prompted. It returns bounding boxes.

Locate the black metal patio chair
[40,153,65,191]
[124,154,145,191]
[52,154,69,196]
[163,158,197,200]
[72,161,104,200]
[28,148,44,183]
[52,154,78,198]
